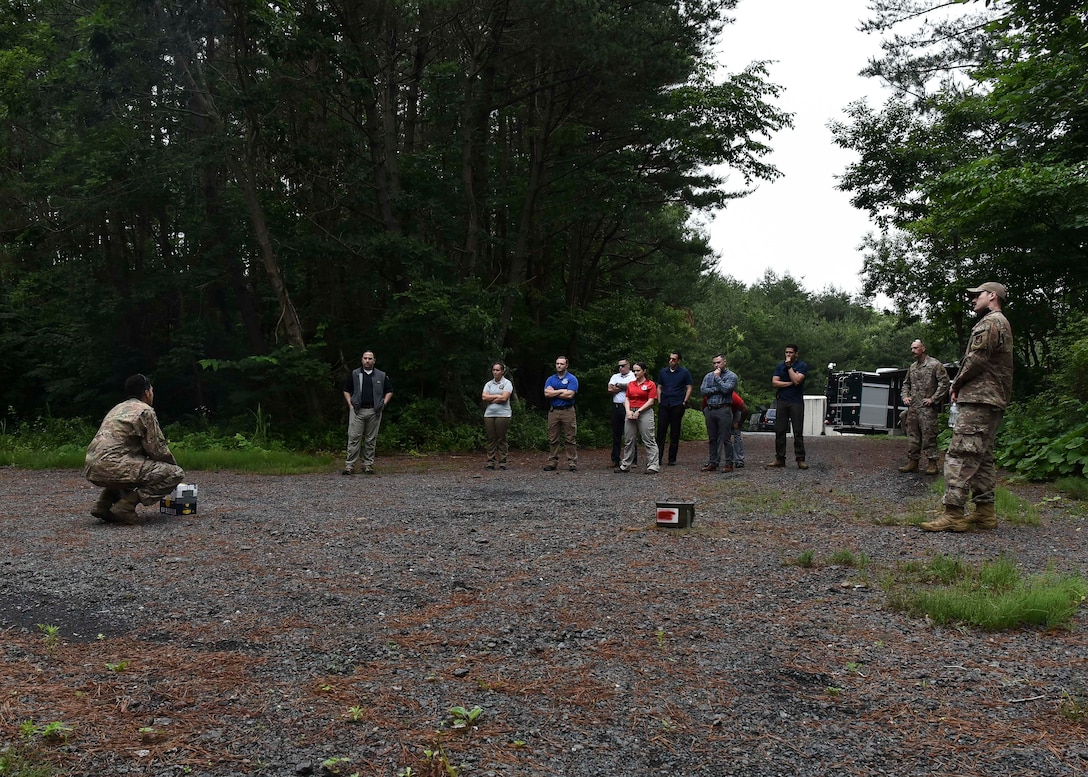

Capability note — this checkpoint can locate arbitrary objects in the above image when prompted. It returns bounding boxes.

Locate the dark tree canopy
[0,0,794,422]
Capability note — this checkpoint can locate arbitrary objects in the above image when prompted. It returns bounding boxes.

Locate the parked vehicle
[750,406,782,433]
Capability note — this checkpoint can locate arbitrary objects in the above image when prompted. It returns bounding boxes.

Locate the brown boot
[925,459,939,476]
[898,459,919,473]
[91,489,120,522]
[971,502,998,530]
[920,505,970,532]
[108,492,143,525]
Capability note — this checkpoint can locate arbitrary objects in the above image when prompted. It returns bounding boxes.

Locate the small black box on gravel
[160,483,198,516]
[656,499,694,528]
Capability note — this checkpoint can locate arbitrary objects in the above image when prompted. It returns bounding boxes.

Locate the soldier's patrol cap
[967,281,1007,301]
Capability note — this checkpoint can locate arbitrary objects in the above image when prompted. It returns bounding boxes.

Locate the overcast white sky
[705,0,891,297]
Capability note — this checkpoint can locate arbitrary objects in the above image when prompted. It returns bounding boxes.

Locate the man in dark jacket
[342,351,394,475]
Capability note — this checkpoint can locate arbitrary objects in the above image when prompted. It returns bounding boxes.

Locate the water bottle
[947,402,959,428]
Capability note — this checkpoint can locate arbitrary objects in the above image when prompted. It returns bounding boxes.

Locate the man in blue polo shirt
[767,343,809,469]
[543,356,579,471]
[655,351,693,466]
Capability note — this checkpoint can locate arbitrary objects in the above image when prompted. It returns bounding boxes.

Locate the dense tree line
[1,0,797,427]
[5,0,1081,454]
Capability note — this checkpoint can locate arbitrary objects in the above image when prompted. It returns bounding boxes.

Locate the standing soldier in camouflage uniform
[84,374,185,524]
[898,339,950,475]
[922,283,1013,532]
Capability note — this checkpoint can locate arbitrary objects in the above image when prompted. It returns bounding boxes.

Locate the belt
[549,406,574,412]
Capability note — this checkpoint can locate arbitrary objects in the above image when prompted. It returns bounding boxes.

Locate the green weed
[422,742,462,777]
[19,720,73,743]
[831,549,870,569]
[792,549,815,568]
[0,745,59,777]
[320,756,351,774]
[446,706,483,729]
[873,498,930,527]
[170,448,338,474]
[1056,477,1088,500]
[1059,691,1088,723]
[995,487,1040,526]
[36,624,60,651]
[884,555,1085,630]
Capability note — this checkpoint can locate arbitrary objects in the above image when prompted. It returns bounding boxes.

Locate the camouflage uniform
[901,355,950,463]
[84,398,185,506]
[943,310,1014,509]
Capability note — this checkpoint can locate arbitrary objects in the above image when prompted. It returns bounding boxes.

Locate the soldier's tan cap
[967,281,1007,301]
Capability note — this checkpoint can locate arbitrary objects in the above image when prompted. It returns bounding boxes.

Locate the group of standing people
[546,348,807,476]
[81,281,1010,532]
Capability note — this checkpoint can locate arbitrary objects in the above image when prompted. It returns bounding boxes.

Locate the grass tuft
[1056,476,1088,501]
[884,555,1085,630]
[995,487,1040,526]
[830,549,870,569]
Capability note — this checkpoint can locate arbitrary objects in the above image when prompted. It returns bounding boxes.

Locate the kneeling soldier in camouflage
[84,374,185,525]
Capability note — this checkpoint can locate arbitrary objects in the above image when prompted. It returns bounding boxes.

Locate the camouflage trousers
[88,459,185,506]
[903,404,940,461]
[942,403,1003,509]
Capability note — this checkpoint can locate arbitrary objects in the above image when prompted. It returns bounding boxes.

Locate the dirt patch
[2,433,1086,776]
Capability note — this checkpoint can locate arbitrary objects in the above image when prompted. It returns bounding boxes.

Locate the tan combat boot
[90,489,119,522]
[898,459,919,473]
[971,502,998,530]
[920,505,970,532]
[925,459,939,476]
[108,492,143,525]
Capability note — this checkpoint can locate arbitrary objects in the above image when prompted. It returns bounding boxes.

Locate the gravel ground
[2,433,1087,777]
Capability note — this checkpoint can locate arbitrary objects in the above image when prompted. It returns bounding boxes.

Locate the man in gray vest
[342,350,394,475]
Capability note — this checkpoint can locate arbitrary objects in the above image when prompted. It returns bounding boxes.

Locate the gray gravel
[2,433,1086,777]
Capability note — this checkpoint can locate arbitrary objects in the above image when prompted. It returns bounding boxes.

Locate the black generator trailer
[825,363,958,435]
[825,368,908,434]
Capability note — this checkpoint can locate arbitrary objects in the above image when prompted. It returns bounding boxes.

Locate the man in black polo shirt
[655,351,693,466]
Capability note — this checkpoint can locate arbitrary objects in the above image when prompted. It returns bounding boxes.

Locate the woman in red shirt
[616,362,661,474]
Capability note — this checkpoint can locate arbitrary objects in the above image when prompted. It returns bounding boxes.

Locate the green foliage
[19,720,72,744]
[830,549,870,569]
[1056,476,1088,501]
[693,272,904,411]
[0,743,59,777]
[836,0,1088,379]
[36,624,60,651]
[791,550,815,568]
[994,487,1040,527]
[0,0,793,430]
[1060,691,1088,723]
[997,394,1088,481]
[446,706,483,729]
[884,555,1086,630]
[680,408,708,441]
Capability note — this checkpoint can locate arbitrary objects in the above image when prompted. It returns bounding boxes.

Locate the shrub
[997,393,1088,481]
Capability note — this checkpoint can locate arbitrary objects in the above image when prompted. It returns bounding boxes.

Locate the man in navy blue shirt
[767,344,809,469]
[543,356,579,471]
[655,351,693,466]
